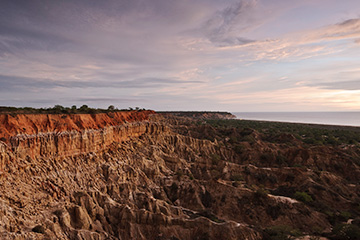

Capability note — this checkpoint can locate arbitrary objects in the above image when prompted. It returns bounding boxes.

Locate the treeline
[0,105,147,114]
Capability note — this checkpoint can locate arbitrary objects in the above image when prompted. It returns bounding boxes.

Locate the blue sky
[1,0,360,111]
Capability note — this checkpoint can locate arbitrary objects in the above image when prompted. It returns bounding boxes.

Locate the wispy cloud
[0,74,201,91]
[201,0,259,47]
[309,80,360,90]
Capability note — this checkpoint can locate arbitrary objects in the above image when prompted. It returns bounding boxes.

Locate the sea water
[233,112,360,127]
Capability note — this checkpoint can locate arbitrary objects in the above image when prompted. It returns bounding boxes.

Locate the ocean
[233,112,360,127]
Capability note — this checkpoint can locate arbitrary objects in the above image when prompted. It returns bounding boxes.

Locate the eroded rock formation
[0,111,359,239]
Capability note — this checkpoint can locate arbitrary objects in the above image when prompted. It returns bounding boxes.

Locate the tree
[79,105,89,113]
[53,105,64,113]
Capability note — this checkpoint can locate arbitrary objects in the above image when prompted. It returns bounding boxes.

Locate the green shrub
[332,224,360,240]
[340,211,351,221]
[263,225,301,240]
[294,191,313,203]
[255,187,269,198]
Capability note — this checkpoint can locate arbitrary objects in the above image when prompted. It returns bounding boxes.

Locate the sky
[1,0,360,112]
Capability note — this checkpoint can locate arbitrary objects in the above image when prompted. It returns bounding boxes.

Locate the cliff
[0,112,359,239]
[0,110,155,141]
[0,110,160,169]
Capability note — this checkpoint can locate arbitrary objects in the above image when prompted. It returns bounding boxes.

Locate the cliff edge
[0,110,155,142]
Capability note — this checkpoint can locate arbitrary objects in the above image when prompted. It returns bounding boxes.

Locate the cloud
[219,17,360,62]
[0,24,75,55]
[201,0,259,47]
[209,85,360,111]
[0,74,201,91]
[1,0,360,111]
[299,18,360,43]
[309,80,360,90]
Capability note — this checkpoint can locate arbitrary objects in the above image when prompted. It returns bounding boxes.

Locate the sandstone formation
[0,111,359,239]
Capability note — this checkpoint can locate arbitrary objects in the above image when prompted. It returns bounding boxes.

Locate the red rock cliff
[0,110,155,139]
[0,110,166,167]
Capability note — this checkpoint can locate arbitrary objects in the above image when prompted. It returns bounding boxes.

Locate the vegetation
[255,187,270,198]
[263,225,301,240]
[169,117,360,238]
[158,111,234,115]
[0,105,147,115]
[203,119,360,146]
[330,223,360,240]
[293,191,313,203]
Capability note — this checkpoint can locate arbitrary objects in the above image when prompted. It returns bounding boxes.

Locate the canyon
[0,111,359,239]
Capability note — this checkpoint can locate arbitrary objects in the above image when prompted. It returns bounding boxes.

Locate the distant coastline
[233,112,360,127]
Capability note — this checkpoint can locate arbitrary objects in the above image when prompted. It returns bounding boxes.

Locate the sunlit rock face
[8,121,165,160]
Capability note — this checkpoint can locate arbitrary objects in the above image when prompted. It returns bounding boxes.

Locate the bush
[294,191,313,203]
[331,224,360,240]
[255,187,269,198]
[263,225,301,240]
[340,211,351,221]
[107,105,115,111]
